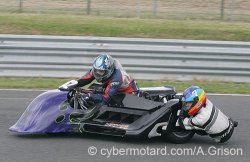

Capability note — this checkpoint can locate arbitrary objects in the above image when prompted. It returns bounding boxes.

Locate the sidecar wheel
[163,129,195,144]
[162,107,195,144]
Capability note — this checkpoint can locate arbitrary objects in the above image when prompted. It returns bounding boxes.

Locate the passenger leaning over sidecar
[74,54,139,104]
[178,86,238,143]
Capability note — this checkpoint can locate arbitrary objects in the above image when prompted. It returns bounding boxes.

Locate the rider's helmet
[182,86,206,116]
[92,54,115,82]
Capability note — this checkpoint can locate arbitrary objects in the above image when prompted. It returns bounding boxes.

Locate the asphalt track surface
[0,90,249,162]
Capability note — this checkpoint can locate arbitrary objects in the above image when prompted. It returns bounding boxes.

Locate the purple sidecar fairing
[9,90,83,133]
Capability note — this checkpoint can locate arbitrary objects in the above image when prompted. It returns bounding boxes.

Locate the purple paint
[9,90,83,133]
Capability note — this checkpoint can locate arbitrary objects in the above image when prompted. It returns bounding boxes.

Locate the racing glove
[80,93,91,101]
[178,110,188,129]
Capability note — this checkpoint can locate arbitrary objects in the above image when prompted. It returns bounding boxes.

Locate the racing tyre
[162,109,195,144]
[164,128,195,144]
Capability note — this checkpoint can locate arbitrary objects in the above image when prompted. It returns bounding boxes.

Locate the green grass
[0,77,250,94]
[1,13,250,94]
[1,13,250,41]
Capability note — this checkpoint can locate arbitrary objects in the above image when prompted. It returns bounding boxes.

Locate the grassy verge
[0,77,250,94]
[1,13,250,41]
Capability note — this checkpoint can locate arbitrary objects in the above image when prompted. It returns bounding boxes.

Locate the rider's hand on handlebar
[80,93,91,101]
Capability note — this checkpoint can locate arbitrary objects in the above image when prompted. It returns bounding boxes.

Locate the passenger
[178,86,238,143]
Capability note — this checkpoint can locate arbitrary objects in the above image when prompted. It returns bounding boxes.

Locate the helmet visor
[182,101,194,111]
[93,68,109,79]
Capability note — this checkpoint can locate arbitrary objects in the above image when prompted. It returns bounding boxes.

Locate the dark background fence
[1,0,250,21]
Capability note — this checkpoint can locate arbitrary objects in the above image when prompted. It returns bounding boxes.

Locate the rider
[178,86,238,143]
[75,54,139,103]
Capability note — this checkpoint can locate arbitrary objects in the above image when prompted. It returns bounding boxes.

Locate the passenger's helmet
[182,86,206,116]
[92,54,115,82]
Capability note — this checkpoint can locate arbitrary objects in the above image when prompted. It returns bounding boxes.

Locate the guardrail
[1,34,250,82]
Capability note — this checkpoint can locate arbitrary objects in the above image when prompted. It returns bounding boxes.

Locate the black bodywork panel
[81,92,180,137]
